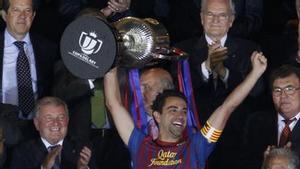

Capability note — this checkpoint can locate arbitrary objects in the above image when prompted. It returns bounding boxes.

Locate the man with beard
[104,52,267,168]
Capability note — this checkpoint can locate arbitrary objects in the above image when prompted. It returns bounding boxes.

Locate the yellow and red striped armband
[200,121,222,143]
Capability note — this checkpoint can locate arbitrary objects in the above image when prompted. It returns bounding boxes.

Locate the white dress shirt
[2,29,37,107]
[41,138,64,169]
[41,137,64,150]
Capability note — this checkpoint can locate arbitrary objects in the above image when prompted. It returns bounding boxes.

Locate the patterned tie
[147,118,158,139]
[14,41,35,118]
[279,118,295,147]
[48,145,60,169]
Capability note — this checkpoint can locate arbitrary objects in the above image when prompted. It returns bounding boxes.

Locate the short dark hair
[151,90,187,114]
[269,64,300,89]
[2,0,37,12]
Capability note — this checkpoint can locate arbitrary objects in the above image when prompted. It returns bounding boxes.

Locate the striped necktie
[48,145,60,169]
[279,118,295,147]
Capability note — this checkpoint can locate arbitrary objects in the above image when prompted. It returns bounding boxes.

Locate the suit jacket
[10,137,97,169]
[176,36,263,124]
[52,60,92,142]
[241,109,300,169]
[0,31,57,102]
[0,115,23,169]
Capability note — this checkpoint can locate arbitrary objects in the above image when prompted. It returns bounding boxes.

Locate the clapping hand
[42,145,62,169]
[101,0,131,16]
[205,41,228,78]
[77,146,92,169]
[108,0,131,13]
[264,142,292,158]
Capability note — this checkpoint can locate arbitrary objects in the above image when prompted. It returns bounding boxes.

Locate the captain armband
[200,121,222,143]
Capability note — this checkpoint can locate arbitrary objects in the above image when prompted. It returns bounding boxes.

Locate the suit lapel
[61,139,77,169]
[33,138,49,165]
[191,36,208,64]
[224,36,238,60]
[272,111,279,145]
[29,33,42,98]
[0,32,4,100]
[291,119,300,141]
[197,36,208,50]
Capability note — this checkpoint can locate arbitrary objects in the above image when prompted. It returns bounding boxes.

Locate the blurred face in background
[266,156,289,169]
[140,68,174,115]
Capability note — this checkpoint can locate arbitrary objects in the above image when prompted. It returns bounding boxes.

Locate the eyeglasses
[204,12,231,21]
[272,86,300,97]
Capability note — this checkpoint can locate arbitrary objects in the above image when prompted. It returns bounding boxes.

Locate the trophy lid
[60,16,117,79]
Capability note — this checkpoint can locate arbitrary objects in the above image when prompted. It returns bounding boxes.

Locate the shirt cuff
[88,79,95,89]
[201,62,211,81]
[220,68,229,88]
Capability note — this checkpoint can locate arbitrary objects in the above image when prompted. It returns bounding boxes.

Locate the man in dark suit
[0,0,56,119]
[175,0,264,168]
[10,97,96,169]
[242,65,300,169]
[176,0,263,125]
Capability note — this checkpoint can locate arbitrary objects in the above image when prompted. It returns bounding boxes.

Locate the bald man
[139,67,174,139]
[140,68,174,115]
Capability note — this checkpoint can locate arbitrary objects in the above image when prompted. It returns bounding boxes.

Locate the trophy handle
[151,47,189,60]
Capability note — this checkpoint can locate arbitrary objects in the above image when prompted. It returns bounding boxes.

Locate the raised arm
[207,51,267,131]
[104,68,134,145]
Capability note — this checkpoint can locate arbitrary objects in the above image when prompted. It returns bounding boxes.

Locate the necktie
[48,145,60,169]
[91,79,105,128]
[279,118,295,147]
[147,118,158,139]
[14,41,35,118]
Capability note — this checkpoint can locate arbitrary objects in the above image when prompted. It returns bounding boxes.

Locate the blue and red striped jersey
[128,127,215,169]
